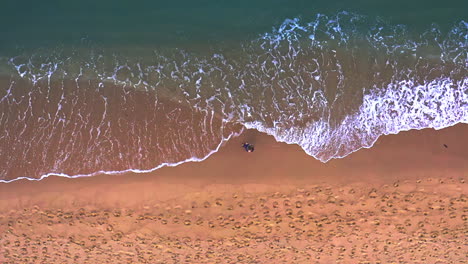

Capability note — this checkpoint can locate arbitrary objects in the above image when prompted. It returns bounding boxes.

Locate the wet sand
[0,125,467,263]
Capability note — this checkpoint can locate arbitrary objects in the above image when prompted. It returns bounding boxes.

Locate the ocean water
[0,0,467,181]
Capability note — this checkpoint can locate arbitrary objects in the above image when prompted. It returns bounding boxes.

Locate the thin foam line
[0,129,244,184]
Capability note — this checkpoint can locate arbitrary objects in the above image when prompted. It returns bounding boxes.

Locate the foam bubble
[239,13,467,161]
[246,78,467,162]
[0,12,466,181]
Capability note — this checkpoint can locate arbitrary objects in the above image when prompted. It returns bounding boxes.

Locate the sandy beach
[0,125,467,263]
[1,1,466,263]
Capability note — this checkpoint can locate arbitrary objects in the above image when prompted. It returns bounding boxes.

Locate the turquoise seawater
[0,0,466,50]
[0,0,466,181]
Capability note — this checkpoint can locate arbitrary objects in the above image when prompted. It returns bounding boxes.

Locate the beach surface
[0,125,467,263]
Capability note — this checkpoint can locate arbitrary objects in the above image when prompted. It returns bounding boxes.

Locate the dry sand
[0,125,467,263]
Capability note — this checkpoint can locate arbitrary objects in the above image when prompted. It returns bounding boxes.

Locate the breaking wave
[0,12,467,181]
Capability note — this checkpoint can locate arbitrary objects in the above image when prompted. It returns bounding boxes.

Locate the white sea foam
[239,13,467,161]
[0,12,466,181]
[244,78,467,162]
[0,128,243,183]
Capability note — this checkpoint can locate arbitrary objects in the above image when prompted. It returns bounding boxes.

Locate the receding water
[0,0,467,181]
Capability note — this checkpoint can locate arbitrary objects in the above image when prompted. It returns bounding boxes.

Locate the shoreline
[1,124,466,193]
[0,124,467,263]
[2,122,467,185]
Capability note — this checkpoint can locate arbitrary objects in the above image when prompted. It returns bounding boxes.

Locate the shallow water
[0,1,467,181]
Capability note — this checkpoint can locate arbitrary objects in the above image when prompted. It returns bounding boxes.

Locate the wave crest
[1,12,466,180]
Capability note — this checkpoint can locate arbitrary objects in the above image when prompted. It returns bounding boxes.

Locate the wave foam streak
[246,78,467,161]
[240,13,467,161]
[0,77,240,181]
[0,12,467,180]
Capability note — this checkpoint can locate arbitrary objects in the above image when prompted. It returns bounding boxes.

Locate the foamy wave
[1,12,467,180]
[244,78,467,162]
[0,129,242,183]
[238,13,467,161]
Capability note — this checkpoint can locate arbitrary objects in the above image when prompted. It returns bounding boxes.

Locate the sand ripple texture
[0,177,466,263]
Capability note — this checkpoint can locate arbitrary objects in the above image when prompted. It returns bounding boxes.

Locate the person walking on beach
[242,142,255,152]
